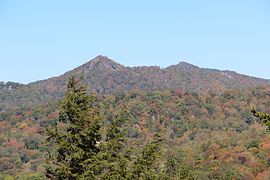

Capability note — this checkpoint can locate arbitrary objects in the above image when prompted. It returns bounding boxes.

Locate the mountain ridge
[1,55,270,111]
[2,55,269,85]
[28,55,270,85]
[29,55,270,93]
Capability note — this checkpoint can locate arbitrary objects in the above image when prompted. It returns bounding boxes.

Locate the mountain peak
[89,55,116,64]
[167,61,199,71]
[177,61,199,68]
[79,55,124,71]
[91,55,111,62]
[29,56,270,97]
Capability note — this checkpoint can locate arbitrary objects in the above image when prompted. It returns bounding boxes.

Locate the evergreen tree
[82,112,129,179]
[161,152,197,180]
[131,132,163,180]
[46,76,164,179]
[46,76,102,179]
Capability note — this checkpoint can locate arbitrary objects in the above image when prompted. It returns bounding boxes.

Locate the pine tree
[46,76,102,179]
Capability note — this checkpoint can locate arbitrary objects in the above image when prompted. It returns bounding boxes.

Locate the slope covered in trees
[31,56,270,96]
[1,55,270,111]
[1,57,270,179]
[1,83,270,178]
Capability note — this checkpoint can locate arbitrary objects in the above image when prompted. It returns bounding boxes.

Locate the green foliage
[161,153,197,179]
[46,76,102,179]
[46,77,164,179]
[82,114,129,179]
[251,107,270,129]
[0,174,14,180]
[2,80,270,178]
[246,140,260,149]
[16,173,45,180]
[131,133,162,179]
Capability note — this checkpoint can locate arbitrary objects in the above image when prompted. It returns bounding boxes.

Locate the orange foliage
[255,170,270,180]
[6,138,24,150]
[261,137,270,150]
[49,111,59,119]
[0,121,11,130]
[26,149,38,158]
[24,126,38,136]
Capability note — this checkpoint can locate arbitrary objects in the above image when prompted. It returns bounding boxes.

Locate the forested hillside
[31,56,270,96]
[1,56,269,111]
[1,57,270,179]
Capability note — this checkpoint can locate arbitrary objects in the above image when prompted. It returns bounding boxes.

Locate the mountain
[30,55,270,95]
[31,55,269,93]
[1,55,270,111]
[2,56,270,178]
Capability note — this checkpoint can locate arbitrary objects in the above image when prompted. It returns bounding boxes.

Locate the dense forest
[1,57,270,179]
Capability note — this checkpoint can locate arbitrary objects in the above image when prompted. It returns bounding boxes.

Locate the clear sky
[0,0,270,84]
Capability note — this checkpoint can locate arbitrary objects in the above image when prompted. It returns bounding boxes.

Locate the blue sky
[0,0,270,84]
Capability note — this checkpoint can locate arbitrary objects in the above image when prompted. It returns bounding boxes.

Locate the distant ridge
[30,55,270,94]
[1,55,270,110]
